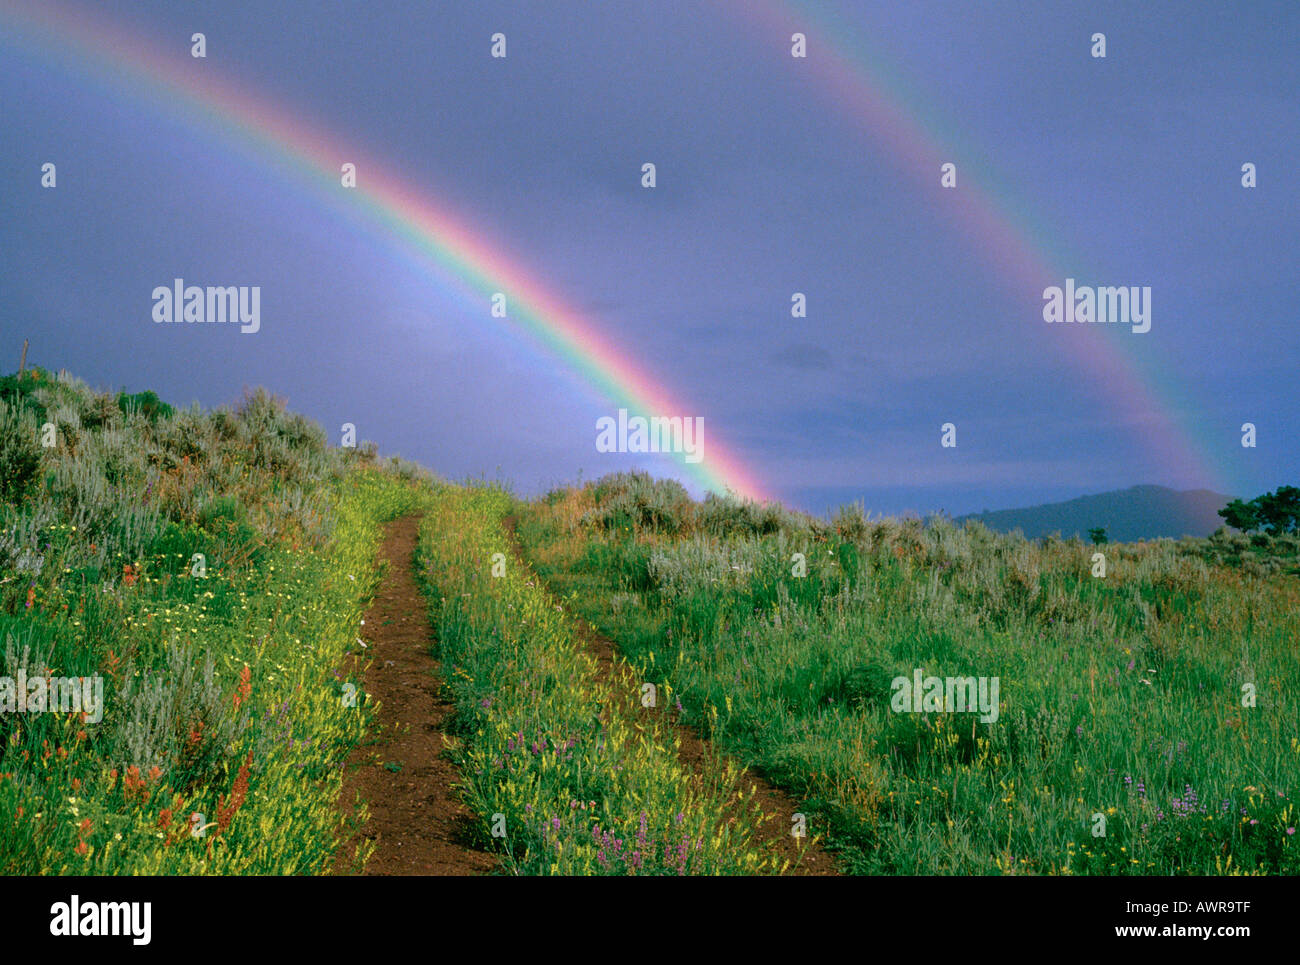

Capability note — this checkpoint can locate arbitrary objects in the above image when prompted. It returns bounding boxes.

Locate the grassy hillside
[6,368,1295,876]
[0,367,429,873]
[0,369,791,876]
[515,472,1300,875]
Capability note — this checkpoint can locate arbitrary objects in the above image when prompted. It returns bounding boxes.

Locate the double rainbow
[3,0,1237,504]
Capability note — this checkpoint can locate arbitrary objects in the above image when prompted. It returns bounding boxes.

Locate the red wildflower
[233,665,252,711]
[123,765,144,798]
[216,751,254,834]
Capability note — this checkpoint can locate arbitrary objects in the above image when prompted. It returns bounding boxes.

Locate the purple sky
[3,0,1297,516]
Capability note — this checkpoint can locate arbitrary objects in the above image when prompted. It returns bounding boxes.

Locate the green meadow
[513,472,1300,875]
[2,369,1296,875]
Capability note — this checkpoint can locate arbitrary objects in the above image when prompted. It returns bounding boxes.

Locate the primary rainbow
[722,0,1238,495]
[1,0,772,503]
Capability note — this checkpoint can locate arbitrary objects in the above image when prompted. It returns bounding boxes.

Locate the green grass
[413,484,780,874]
[515,475,1300,875]
[11,371,1294,876]
[0,368,428,873]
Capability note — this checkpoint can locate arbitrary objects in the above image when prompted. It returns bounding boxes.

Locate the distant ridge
[955,485,1236,543]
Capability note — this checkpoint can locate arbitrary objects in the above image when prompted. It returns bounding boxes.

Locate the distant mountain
[955,485,1236,543]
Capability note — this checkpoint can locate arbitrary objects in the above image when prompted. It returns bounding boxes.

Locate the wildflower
[233,665,252,710]
[216,751,253,834]
[123,766,144,798]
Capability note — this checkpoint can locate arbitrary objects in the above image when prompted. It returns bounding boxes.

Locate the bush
[0,372,42,414]
[117,389,174,423]
[830,502,869,543]
[695,492,792,537]
[586,472,693,534]
[0,402,42,502]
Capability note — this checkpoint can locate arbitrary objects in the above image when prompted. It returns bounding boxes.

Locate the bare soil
[332,515,496,876]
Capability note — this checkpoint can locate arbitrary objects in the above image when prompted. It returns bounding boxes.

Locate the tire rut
[332,515,496,876]
[500,514,839,876]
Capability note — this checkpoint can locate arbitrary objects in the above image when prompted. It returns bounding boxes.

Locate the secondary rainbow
[1,0,771,503]
[722,0,1238,495]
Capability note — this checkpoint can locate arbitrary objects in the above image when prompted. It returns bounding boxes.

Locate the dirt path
[332,515,495,876]
[501,516,839,876]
